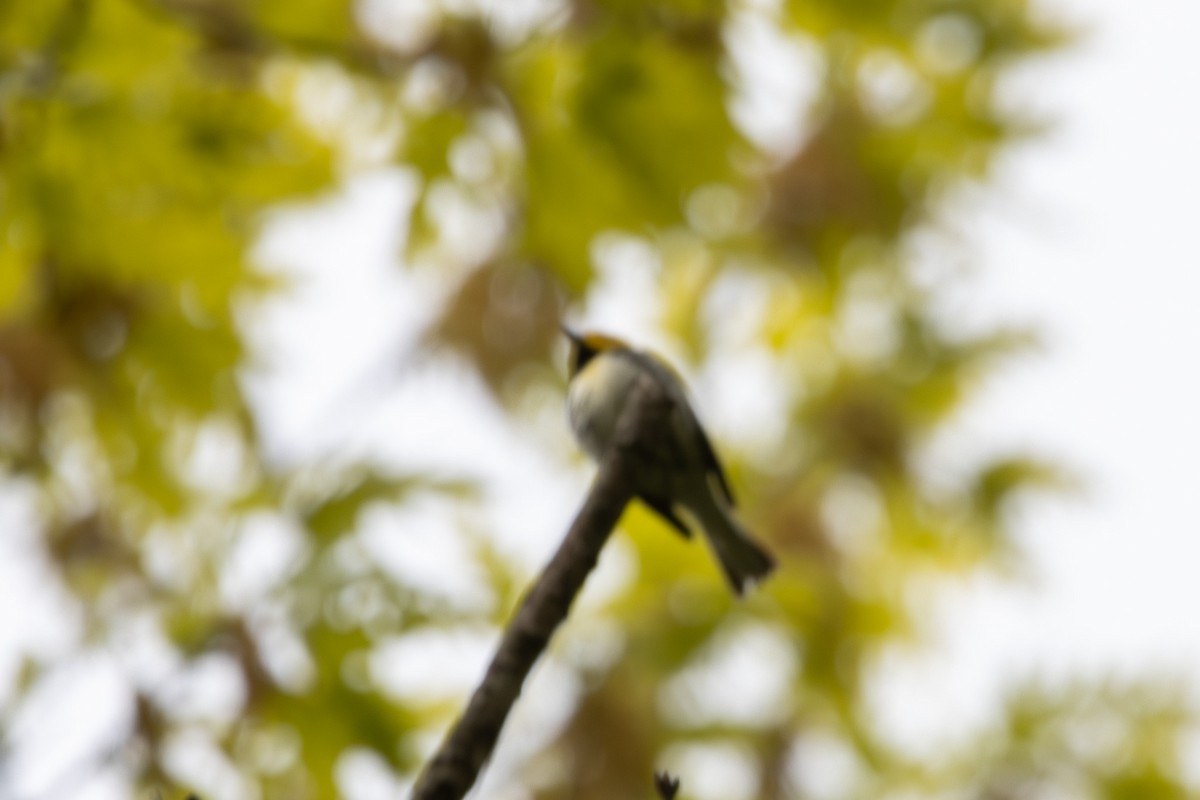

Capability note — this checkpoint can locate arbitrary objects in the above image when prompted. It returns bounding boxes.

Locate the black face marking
[561,325,598,378]
[570,339,600,377]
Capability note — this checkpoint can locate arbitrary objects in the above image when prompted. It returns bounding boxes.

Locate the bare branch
[411,377,669,800]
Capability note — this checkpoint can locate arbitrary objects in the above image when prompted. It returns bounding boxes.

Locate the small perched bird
[562,327,775,595]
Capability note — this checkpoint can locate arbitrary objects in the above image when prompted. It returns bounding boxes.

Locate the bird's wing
[626,348,737,508]
[637,491,694,539]
[692,415,736,507]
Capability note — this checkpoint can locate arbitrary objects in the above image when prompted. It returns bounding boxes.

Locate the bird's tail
[694,491,775,595]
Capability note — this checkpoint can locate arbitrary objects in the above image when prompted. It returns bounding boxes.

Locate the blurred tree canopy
[0,1,1194,799]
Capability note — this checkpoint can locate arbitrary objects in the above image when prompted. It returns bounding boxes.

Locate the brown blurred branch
[411,378,668,800]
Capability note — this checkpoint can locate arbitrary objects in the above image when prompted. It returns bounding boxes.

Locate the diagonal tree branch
[411,377,669,800]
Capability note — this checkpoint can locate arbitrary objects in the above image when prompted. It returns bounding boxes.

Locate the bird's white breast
[566,352,642,459]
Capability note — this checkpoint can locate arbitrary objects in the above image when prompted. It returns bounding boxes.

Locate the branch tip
[654,770,681,799]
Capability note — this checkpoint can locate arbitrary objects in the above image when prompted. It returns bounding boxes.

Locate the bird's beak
[559,323,584,345]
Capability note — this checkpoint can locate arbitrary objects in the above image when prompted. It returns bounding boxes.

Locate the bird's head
[561,325,627,379]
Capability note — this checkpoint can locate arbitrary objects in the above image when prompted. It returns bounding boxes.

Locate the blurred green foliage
[1,1,1193,799]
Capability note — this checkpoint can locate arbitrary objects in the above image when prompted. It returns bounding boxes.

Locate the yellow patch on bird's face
[566,331,628,378]
[578,333,626,351]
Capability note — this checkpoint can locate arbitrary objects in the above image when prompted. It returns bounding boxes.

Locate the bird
[562,326,775,595]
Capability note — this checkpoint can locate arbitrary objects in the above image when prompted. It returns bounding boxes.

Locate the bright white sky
[869,0,1200,761]
[3,0,1199,796]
